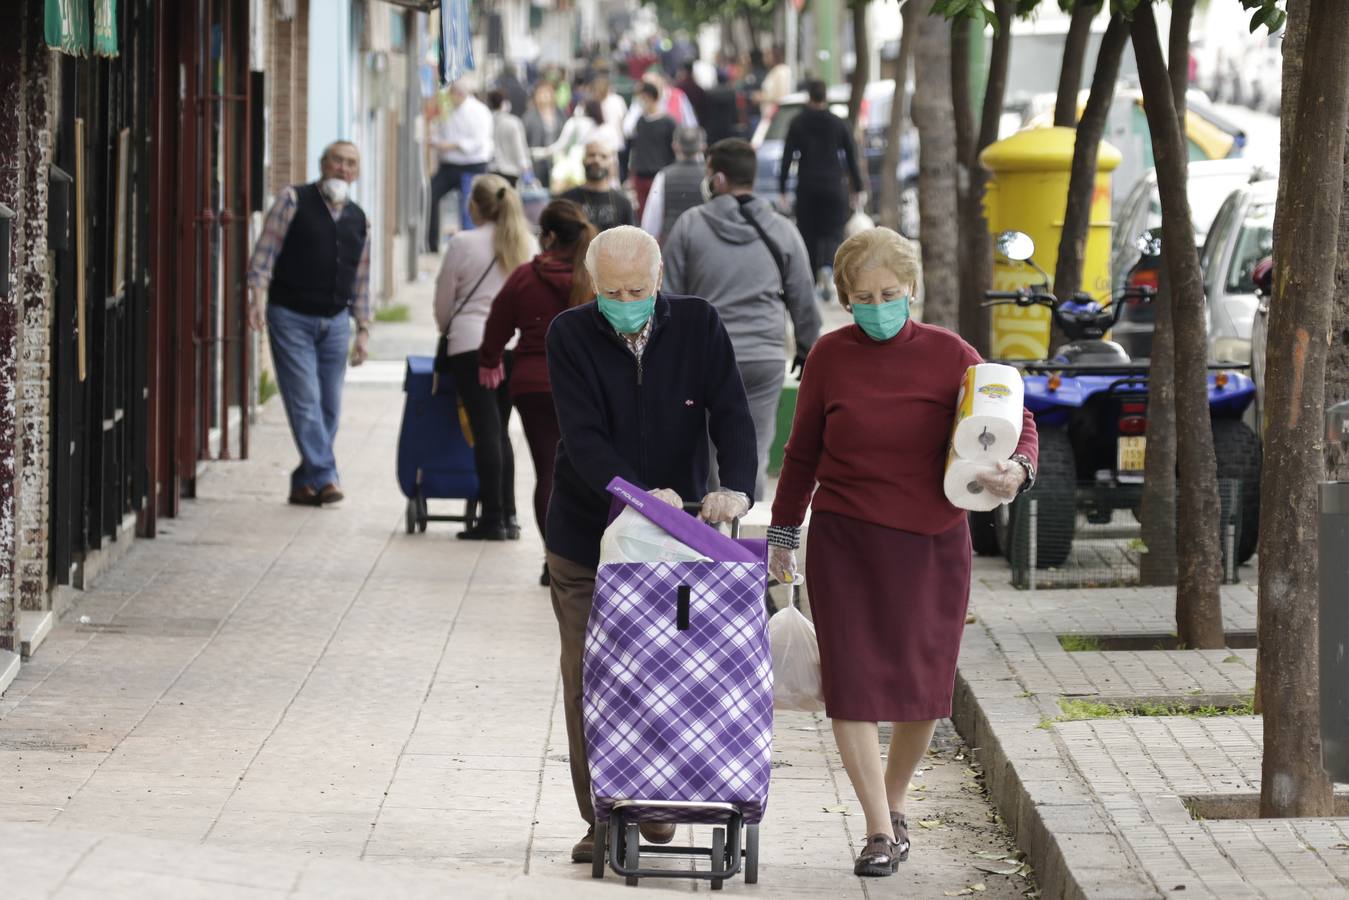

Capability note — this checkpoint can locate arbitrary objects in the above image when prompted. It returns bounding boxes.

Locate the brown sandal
[890,812,911,862]
[854,833,902,876]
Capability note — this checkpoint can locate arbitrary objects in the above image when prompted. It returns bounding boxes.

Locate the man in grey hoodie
[663,138,821,500]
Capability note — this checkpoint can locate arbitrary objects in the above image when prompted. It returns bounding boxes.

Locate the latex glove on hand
[478,363,504,389]
[790,350,808,379]
[975,460,1027,501]
[769,546,798,585]
[699,489,750,524]
[649,488,683,508]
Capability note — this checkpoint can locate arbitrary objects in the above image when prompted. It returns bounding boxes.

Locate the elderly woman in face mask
[767,228,1038,878]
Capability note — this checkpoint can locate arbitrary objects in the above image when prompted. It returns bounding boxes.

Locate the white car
[1198,179,1277,364]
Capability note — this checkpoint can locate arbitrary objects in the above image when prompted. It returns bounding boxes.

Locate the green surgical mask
[852,296,911,341]
[597,294,656,334]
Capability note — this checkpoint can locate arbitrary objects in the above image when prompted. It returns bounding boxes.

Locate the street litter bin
[980,127,1120,360]
[1321,400,1349,782]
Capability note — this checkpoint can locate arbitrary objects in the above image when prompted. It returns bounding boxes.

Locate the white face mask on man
[320,178,350,204]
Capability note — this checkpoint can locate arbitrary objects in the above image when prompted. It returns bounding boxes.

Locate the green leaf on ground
[974,861,1022,876]
[917,819,944,829]
[1223,655,1243,663]
[822,805,849,815]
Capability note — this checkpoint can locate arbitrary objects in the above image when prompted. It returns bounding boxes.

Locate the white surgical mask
[699,176,714,203]
[321,178,349,204]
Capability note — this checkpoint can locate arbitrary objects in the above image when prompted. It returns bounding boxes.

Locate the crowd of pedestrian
[245,32,1040,882]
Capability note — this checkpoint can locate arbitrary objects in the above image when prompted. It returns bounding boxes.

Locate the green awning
[45,0,119,57]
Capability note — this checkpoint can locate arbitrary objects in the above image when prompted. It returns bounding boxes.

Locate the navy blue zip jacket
[544,292,757,569]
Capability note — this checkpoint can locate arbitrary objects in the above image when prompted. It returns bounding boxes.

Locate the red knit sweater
[771,320,1039,534]
[479,250,577,398]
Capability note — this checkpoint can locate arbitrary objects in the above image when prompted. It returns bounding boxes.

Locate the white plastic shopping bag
[768,603,826,712]
[598,506,712,566]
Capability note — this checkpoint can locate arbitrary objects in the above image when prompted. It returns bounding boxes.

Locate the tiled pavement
[0,276,1029,898]
[959,561,1349,898]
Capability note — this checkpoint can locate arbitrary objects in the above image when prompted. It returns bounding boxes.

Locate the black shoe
[539,563,551,587]
[288,486,321,506]
[505,515,522,540]
[457,522,509,541]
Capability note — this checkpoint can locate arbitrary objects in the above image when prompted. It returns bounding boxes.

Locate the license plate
[1117,435,1147,472]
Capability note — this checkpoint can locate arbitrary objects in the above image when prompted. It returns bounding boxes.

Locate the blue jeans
[266,304,350,492]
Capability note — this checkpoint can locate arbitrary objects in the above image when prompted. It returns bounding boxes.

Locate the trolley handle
[682,500,744,539]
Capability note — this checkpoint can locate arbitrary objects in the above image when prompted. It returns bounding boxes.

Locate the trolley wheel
[744,823,759,884]
[592,822,607,879]
[405,498,417,534]
[710,826,726,890]
[624,822,641,886]
[417,494,428,533]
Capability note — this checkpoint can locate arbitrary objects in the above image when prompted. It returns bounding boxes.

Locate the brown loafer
[318,484,344,504]
[638,822,676,844]
[288,486,320,506]
[571,825,595,863]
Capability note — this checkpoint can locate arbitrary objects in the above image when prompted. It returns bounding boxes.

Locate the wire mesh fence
[1003,478,1252,589]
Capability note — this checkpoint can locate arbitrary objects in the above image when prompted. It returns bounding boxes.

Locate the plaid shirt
[246,186,371,324]
[619,318,652,358]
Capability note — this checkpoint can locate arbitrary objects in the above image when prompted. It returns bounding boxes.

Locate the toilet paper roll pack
[943,448,1005,512]
[953,363,1025,461]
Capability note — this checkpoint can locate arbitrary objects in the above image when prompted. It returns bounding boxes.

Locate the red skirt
[804,510,972,722]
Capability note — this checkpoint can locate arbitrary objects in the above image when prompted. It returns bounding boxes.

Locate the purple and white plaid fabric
[583,557,774,825]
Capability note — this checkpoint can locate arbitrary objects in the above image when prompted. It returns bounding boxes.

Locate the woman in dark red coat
[479,200,596,586]
[768,228,1039,877]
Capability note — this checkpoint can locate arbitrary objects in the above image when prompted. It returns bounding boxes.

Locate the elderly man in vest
[246,140,371,507]
[544,225,757,863]
[639,126,705,244]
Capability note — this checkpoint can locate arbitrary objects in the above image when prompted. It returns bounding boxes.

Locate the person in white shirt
[590,74,629,179]
[487,90,533,187]
[427,77,496,252]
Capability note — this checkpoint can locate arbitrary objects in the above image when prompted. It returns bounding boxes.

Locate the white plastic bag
[768,604,826,712]
[845,209,875,238]
[598,507,712,566]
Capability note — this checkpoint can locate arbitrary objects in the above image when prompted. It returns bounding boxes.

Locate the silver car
[1109,159,1275,359]
[1198,179,1277,364]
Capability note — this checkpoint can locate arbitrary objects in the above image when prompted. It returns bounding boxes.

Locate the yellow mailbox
[980,127,1121,360]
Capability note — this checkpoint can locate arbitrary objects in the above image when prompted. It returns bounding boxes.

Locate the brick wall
[0,0,52,648]
[14,26,53,615]
[268,0,311,194]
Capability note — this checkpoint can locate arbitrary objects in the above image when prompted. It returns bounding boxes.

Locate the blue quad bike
[969,232,1261,568]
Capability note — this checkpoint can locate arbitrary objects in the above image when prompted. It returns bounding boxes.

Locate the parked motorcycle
[969,232,1262,567]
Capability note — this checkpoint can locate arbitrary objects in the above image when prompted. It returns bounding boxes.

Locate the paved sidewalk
[0,272,1030,898]
[956,560,1349,899]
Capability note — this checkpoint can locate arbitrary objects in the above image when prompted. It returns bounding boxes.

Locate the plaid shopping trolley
[584,478,773,889]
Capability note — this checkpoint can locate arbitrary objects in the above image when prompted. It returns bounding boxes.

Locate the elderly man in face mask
[247,140,370,507]
[543,225,757,864]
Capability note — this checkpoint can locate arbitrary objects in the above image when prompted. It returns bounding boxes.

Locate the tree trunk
[951,17,974,166]
[1258,0,1349,820]
[1251,0,1309,719]
[848,0,870,129]
[955,0,1013,353]
[1139,258,1179,585]
[912,0,961,330]
[879,0,919,233]
[1167,0,1195,122]
[1131,3,1225,650]
[1052,15,1128,301]
[1053,1,1098,127]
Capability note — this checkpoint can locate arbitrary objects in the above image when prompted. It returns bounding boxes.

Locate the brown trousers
[546,551,598,825]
